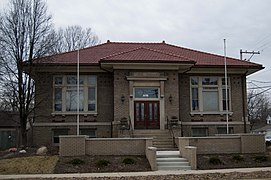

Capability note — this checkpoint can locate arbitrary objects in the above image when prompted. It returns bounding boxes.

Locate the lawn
[0,156,58,174]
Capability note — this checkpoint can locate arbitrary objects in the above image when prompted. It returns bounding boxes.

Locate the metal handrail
[128,116,134,138]
[167,116,176,147]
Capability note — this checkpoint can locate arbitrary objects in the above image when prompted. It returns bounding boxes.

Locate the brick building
[31,41,263,146]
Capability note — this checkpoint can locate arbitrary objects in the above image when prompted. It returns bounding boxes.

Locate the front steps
[132,130,191,170]
[133,130,177,150]
[156,151,191,170]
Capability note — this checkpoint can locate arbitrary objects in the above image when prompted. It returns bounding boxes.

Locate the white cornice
[33,122,111,126]
[100,62,193,71]
[32,65,106,73]
[180,121,249,125]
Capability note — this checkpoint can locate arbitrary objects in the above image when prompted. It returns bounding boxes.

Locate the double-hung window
[53,75,97,114]
[190,77,230,113]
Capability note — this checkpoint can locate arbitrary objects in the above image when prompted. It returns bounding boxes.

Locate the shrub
[208,157,223,165]
[96,159,110,167]
[254,155,268,162]
[122,158,136,165]
[69,159,85,166]
[232,155,244,162]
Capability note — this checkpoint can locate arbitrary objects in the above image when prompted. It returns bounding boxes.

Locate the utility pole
[240,49,260,61]
[240,49,260,133]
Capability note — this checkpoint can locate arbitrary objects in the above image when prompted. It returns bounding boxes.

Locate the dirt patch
[0,156,58,174]
[54,155,151,173]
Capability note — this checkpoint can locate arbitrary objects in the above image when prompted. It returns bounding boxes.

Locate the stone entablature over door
[127,72,166,130]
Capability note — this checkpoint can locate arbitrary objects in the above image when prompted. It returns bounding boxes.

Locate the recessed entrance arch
[127,72,167,130]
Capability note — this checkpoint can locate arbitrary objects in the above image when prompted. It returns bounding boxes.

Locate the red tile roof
[100,47,195,63]
[37,41,263,69]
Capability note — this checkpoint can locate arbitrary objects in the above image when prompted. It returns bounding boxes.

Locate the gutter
[242,70,249,133]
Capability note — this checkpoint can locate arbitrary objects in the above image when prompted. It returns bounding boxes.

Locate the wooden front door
[134,101,160,129]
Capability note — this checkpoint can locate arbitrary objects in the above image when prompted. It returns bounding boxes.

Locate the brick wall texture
[179,74,248,136]
[33,69,249,146]
[165,71,180,123]
[85,138,147,155]
[178,134,265,155]
[59,136,86,156]
[33,72,113,146]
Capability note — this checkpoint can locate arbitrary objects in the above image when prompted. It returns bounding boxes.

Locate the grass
[122,157,136,165]
[69,158,85,166]
[0,156,59,174]
[96,159,111,167]
[209,157,223,165]
[254,155,268,162]
[232,155,244,162]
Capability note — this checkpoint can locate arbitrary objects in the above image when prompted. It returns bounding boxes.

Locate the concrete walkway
[1,167,271,179]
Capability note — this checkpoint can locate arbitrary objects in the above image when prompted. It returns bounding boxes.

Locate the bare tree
[247,90,271,129]
[0,0,57,145]
[55,25,100,53]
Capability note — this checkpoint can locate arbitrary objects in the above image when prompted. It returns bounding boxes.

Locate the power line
[250,80,271,83]
[253,34,271,48]
[252,34,271,51]
[249,87,271,99]
[248,82,271,98]
[255,41,271,52]
[248,86,271,90]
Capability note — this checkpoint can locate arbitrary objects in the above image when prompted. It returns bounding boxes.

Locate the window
[134,88,159,99]
[191,127,208,137]
[217,127,234,134]
[80,128,96,138]
[53,75,97,113]
[190,77,230,113]
[52,129,69,144]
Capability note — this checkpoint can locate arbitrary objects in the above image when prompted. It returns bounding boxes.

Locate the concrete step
[153,145,175,149]
[133,130,172,137]
[153,141,174,144]
[156,151,180,157]
[156,148,179,151]
[157,157,187,162]
[157,161,190,166]
[133,130,176,150]
[156,150,191,170]
[153,137,172,140]
[158,165,192,170]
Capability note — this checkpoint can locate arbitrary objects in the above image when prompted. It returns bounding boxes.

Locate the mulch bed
[1,145,271,176]
[54,155,151,173]
[197,153,271,170]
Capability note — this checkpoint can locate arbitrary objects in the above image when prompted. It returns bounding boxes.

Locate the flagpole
[224,39,229,134]
[77,49,80,136]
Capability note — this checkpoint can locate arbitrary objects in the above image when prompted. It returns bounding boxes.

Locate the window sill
[51,112,98,117]
[190,111,233,116]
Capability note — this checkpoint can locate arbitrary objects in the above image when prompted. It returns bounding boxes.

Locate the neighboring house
[30,41,263,146]
[252,115,271,134]
[267,115,271,124]
[253,125,271,135]
[0,111,20,150]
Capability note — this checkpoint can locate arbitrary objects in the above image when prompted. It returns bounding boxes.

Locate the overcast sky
[1,0,271,86]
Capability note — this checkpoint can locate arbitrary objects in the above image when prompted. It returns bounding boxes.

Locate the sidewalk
[1,167,271,179]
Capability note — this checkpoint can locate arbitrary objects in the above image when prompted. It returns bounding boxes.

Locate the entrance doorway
[134,101,160,129]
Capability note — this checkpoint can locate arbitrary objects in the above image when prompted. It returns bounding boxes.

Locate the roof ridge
[141,46,196,62]
[107,41,164,45]
[100,46,144,60]
[101,46,195,62]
